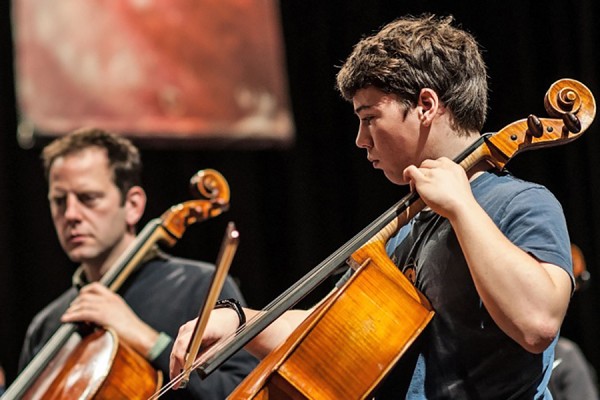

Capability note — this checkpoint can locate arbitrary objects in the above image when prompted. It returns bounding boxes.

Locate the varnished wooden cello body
[2,169,230,400]
[22,329,161,399]
[190,79,596,400]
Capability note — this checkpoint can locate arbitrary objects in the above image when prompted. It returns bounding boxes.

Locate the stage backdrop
[12,0,294,148]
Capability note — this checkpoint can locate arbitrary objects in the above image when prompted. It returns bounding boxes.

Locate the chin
[383,172,407,186]
[65,247,93,263]
[66,252,84,263]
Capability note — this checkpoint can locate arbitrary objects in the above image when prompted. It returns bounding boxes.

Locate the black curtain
[1,0,599,386]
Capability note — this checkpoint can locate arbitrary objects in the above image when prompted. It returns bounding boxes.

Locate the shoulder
[139,252,243,290]
[474,171,572,270]
[473,170,552,196]
[135,252,246,302]
[144,252,215,277]
[472,171,563,214]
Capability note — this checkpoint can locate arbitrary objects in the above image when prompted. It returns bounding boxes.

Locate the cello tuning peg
[562,112,581,134]
[526,114,544,138]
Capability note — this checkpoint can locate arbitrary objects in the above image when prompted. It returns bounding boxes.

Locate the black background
[1,0,599,387]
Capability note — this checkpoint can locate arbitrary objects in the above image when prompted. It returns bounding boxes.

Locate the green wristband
[147,331,172,361]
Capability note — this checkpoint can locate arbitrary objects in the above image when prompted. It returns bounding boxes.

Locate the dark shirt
[18,251,258,400]
[394,171,572,399]
[549,337,599,400]
[339,170,573,399]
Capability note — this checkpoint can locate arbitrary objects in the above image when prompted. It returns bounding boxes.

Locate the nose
[355,126,372,149]
[63,194,83,221]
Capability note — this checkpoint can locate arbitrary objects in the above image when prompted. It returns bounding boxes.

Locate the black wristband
[214,298,246,327]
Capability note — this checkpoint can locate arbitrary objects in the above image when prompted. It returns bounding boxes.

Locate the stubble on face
[48,148,131,273]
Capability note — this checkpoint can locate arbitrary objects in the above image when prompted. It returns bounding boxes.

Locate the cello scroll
[160,169,230,245]
[461,78,596,172]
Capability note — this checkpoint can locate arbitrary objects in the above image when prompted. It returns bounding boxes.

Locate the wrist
[214,298,246,328]
[146,331,172,361]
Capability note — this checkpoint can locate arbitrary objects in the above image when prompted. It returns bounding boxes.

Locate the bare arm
[404,158,572,353]
[168,294,337,388]
[240,308,312,358]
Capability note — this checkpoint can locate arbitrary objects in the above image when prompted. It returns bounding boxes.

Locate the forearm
[125,322,160,358]
[449,200,572,352]
[242,308,310,359]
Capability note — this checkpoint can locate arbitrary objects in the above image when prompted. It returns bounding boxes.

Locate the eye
[360,116,374,126]
[50,195,66,209]
[78,193,100,206]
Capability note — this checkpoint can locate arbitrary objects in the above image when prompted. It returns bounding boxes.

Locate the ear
[123,186,147,228]
[417,88,440,127]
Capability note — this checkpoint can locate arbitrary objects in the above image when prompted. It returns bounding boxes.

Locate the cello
[2,169,230,400]
[179,79,595,399]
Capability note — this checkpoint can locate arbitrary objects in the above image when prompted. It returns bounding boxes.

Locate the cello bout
[228,239,434,400]
[22,329,162,400]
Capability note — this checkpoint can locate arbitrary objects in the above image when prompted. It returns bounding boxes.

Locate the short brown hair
[42,128,142,201]
[336,14,488,135]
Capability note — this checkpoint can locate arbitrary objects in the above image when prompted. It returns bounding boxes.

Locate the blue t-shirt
[383,170,573,399]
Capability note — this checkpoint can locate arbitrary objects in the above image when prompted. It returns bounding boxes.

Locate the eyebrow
[354,104,372,115]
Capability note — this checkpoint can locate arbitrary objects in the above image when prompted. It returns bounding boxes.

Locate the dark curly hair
[336,14,488,135]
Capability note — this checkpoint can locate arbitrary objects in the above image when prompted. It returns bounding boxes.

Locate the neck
[441,131,492,181]
[451,131,483,156]
[427,116,481,160]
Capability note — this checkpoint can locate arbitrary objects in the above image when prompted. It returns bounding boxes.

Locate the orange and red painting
[12,0,294,147]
